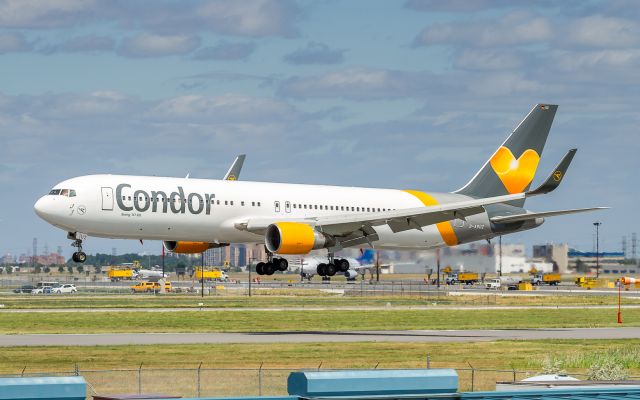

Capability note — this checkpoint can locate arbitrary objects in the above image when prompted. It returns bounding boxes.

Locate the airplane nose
[34,196,50,219]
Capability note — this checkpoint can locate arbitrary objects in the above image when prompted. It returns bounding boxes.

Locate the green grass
[1,292,638,309]
[2,340,640,394]
[0,308,637,334]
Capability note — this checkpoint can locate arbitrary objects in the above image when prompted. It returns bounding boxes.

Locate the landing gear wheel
[326,263,337,277]
[336,259,349,272]
[317,263,327,276]
[263,262,275,276]
[72,252,86,263]
[256,262,265,275]
[69,234,86,263]
[274,258,288,271]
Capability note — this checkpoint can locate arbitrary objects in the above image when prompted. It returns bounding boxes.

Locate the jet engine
[265,222,335,255]
[163,241,227,254]
[344,270,359,280]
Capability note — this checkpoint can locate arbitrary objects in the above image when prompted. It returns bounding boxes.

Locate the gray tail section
[455,104,558,207]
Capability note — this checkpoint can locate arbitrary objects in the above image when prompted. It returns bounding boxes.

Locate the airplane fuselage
[34,174,541,251]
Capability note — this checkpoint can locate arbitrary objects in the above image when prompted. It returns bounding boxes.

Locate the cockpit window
[48,189,76,197]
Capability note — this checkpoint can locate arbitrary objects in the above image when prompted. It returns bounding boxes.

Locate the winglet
[527,148,576,196]
[223,154,246,181]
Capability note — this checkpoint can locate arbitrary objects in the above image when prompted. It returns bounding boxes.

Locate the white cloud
[453,49,523,70]
[553,49,640,70]
[567,15,640,48]
[278,68,443,100]
[119,33,201,58]
[414,11,552,47]
[0,0,98,28]
[284,42,346,65]
[0,32,31,53]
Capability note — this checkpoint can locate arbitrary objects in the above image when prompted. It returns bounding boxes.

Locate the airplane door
[101,187,114,211]
[285,201,291,213]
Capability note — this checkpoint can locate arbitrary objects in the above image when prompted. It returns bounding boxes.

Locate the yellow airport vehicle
[575,277,614,289]
[445,272,479,285]
[131,281,172,293]
[108,266,134,282]
[194,267,229,282]
[531,273,561,286]
[518,282,533,291]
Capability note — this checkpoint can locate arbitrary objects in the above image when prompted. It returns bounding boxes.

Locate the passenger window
[367,208,370,212]
[341,206,344,211]
[241,201,244,206]
[128,196,132,201]
[292,204,296,209]
[252,202,255,207]
[225,201,228,205]
[285,201,291,213]
[357,207,360,211]
[314,205,317,210]
[230,201,234,206]
[217,200,220,205]
[257,202,261,207]
[304,204,307,209]
[330,206,334,210]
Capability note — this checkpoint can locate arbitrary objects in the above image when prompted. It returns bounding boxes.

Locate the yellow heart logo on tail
[489,146,540,194]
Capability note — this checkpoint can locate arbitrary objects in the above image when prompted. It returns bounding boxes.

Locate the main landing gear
[316,254,349,278]
[255,251,288,276]
[68,232,87,263]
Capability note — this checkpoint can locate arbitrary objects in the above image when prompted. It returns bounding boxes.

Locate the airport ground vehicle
[108,266,135,282]
[485,279,501,290]
[13,284,35,294]
[446,273,479,285]
[531,273,561,285]
[53,284,77,294]
[131,281,172,293]
[194,267,228,282]
[32,286,53,294]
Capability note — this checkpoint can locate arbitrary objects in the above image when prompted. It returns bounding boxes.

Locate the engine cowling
[344,270,359,280]
[163,241,227,254]
[265,222,334,255]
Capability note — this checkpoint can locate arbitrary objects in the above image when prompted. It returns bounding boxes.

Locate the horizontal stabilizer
[527,148,576,196]
[490,207,609,224]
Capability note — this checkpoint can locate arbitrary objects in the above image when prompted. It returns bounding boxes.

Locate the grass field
[1,292,639,309]
[0,307,637,333]
[2,340,640,393]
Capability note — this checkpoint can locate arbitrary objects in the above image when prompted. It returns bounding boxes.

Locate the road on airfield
[1,327,639,346]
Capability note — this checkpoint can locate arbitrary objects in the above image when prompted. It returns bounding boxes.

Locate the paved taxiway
[1,327,638,346]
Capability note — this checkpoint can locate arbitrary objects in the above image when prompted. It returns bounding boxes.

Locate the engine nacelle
[344,270,359,280]
[163,241,227,254]
[265,222,334,255]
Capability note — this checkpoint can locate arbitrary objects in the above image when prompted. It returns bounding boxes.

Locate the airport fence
[3,364,636,398]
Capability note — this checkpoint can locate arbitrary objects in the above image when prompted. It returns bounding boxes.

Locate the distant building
[532,244,569,273]
[568,249,631,274]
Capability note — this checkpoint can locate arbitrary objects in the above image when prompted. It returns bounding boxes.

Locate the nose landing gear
[68,232,87,263]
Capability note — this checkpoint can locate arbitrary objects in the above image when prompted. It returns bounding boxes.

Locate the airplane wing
[223,154,246,181]
[490,207,609,224]
[237,193,526,246]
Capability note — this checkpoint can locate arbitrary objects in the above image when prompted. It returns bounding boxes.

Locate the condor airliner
[35,104,606,277]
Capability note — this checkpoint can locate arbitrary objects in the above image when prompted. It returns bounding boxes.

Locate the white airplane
[293,249,379,280]
[34,104,606,277]
[134,268,168,280]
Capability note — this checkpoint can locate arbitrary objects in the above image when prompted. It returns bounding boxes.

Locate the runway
[1,327,638,346]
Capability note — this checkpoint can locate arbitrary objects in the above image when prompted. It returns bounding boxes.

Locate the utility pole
[594,222,602,278]
[161,243,165,278]
[436,248,441,288]
[375,251,380,282]
[498,236,503,277]
[201,251,205,298]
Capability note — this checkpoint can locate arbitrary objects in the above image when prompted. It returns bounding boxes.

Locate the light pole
[498,236,503,277]
[594,222,602,278]
[248,257,253,297]
[201,251,205,298]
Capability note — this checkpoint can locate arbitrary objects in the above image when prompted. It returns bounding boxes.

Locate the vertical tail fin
[455,104,558,206]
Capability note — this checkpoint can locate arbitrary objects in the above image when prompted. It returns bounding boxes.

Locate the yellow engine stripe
[403,190,459,246]
[275,222,316,254]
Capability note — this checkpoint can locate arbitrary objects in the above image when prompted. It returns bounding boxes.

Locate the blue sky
[1,0,638,259]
